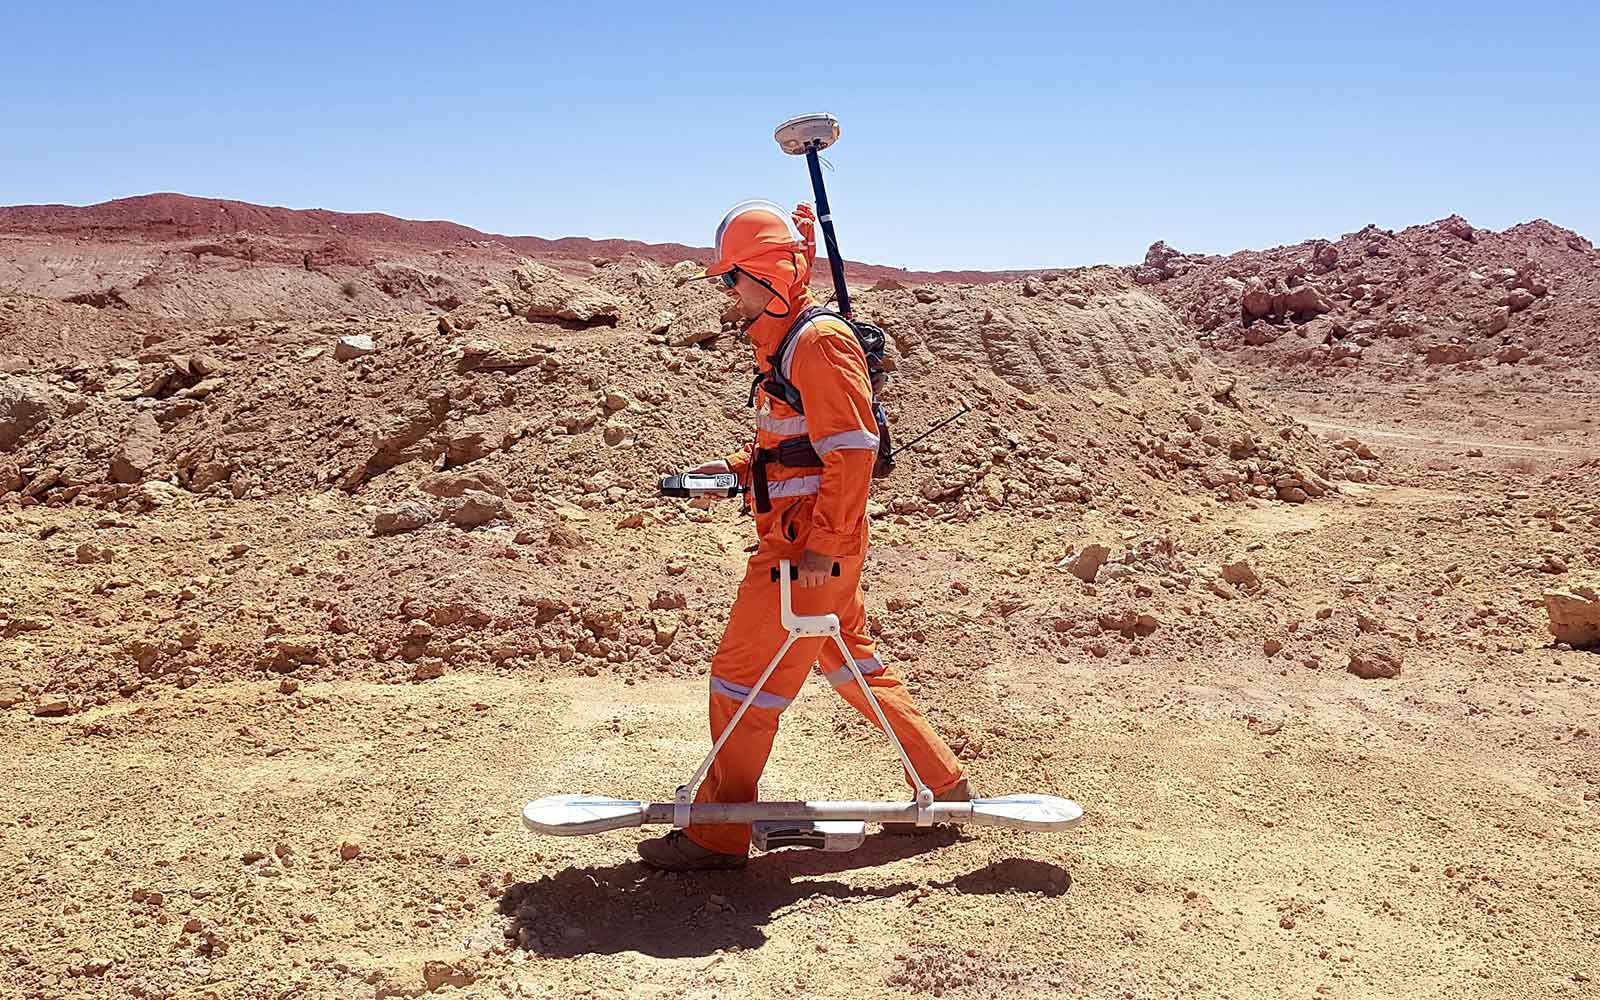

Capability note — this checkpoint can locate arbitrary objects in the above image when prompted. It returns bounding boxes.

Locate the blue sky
[6,1,1597,270]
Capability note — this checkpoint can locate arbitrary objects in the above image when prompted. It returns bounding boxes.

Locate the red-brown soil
[1,195,1596,1000]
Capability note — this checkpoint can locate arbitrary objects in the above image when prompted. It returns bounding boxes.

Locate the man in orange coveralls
[638,200,970,872]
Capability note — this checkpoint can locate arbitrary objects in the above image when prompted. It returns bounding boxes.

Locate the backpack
[752,306,895,478]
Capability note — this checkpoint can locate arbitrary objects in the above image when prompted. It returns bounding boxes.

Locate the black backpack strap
[763,306,841,414]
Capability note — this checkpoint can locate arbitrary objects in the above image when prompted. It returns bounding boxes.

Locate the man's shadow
[497,832,1073,958]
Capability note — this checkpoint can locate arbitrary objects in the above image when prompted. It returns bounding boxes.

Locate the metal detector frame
[522,560,1085,838]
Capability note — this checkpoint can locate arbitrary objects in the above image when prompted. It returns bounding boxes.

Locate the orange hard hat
[704,200,812,282]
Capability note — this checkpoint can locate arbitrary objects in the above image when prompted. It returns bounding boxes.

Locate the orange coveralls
[686,203,964,855]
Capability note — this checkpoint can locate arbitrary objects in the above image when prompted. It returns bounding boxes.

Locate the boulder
[1478,306,1511,336]
[105,364,170,400]
[1241,277,1274,319]
[1133,241,1190,283]
[132,481,185,510]
[189,459,237,492]
[1347,641,1403,680]
[183,377,226,400]
[418,470,507,498]
[176,353,228,378]
[1304,316,1347,344]
[1281,284,1332,319]
[1222,557,1260,588]
[21,467,61,499]
[1544,573,1600,648]
[1098,609,1160,637]
[455,340,548,371]
[1309,241,1340,272]
[1058,543,1111,583]
[1377,312,1427,339]
[111,412,164,484]
[373,503,434,536]
[507,261,622,325]
[32,696,73,717]
[445,429,495,467]
[264,635,323,673]
[670,260,703,286]
[1512,268,1550,297]
[1437,214,1476,242]
[334,335,376,361]
[443,490,509,529]
[1425,343,1473,365]
[1338,438,1378,461]
[0,375,58,450]
[0,458,22,496]
[1495,344,1532,365]
[1503,288,1536,313]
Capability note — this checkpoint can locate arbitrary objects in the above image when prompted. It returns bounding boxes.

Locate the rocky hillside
[0,250,1383,708]
[1131,216,1599,377]
[0,193,1024,303]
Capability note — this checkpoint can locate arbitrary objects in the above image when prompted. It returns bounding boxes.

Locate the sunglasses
[719,267,742,290]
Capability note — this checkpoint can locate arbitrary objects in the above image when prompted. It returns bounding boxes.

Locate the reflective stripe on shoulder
[756,411,808,436]
[812,429,880,456]
[764,475,821,499]
[710,675,793,710]
[777,313,830,382]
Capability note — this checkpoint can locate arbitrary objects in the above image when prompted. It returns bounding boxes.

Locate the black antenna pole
[802,147,852,318]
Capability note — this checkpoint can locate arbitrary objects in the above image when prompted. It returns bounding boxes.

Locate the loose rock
[1059,543,1111,583]
[419,470,507,498]
[1347,641,1403,680]
[334,335,376,361]
[373,503,434,536]
[1544,573,1600,648]
[1222,556,1260,589]
[442,491,510,529]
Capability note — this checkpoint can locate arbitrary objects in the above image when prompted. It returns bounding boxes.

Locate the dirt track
[3,198,1598,999]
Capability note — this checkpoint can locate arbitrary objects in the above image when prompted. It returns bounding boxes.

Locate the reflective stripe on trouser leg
[824,631,932,799]
[815,597,964,798]
[821,655,885,688]
[680,629,799,830]
[710,675,794,711]
[684,555,845,855]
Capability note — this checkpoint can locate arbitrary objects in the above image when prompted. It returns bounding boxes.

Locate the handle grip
[771,562,841,582]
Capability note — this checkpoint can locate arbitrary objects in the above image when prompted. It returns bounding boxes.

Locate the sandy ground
[4,405,1598,999]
